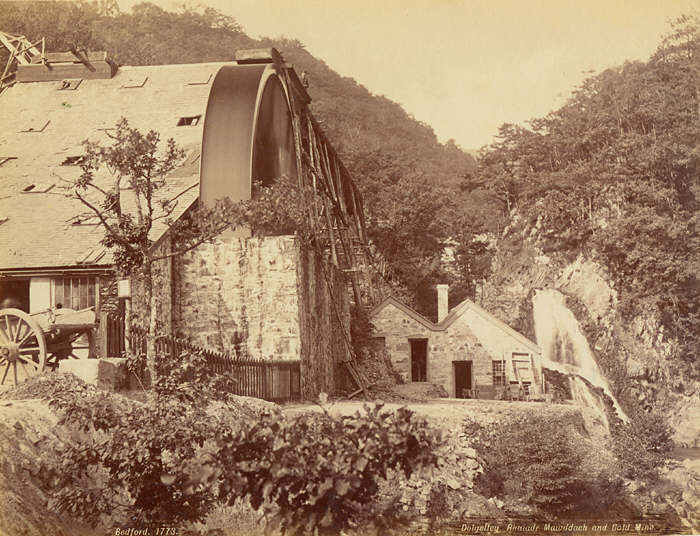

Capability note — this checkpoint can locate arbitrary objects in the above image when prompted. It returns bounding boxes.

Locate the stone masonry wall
[372,302,539,398]
[131,235,173,336]
[173,236,301,359]
[170,235,349,398]
[296,244,350,399]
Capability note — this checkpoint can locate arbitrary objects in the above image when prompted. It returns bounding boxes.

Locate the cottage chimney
[437,284,449,323]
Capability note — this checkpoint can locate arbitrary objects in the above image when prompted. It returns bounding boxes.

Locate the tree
[476,14,700,377]
[0,0,497,317]
[65,118,241,381]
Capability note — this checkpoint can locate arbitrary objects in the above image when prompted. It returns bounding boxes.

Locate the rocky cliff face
[479,234,700,447]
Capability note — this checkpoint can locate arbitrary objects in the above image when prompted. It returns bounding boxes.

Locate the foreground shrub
[464,412,624,516]
[40,363,443,534]
[125,339,239,404]
[209,403,443,534]
[609,409,674,480]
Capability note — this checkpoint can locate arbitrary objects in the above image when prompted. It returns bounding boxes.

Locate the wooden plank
[16,61,116,82]
[235,48,283,65]
[30,51,107,64]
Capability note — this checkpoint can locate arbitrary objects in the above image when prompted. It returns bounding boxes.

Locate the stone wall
[372,301,539,398]
[296,244,350,398]
[166,235,349,398]
[129,235,175,337]
[172,236,301,359]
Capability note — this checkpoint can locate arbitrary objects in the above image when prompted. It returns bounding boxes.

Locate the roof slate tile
[0,62,225,271]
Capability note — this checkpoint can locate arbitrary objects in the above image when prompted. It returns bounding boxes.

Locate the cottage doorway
[0,279,29,312]
[454,360,472,398]
[410,339,427,382]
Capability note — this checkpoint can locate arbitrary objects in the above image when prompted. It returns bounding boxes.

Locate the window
[22,183,55,193]
[512,353,534,383]
[177,115,201,126]
[54,277,96,310]
[58,79,82,90]
[20,120,50,133]
[61,155,86,166]
[121,76,148,88]
[492,360,506,386]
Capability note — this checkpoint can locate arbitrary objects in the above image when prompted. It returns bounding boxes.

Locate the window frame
[53,276,99,310]
[492,359,507,386]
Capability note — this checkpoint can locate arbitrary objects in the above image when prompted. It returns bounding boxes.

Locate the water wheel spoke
[0,319,8,344]
[16,319,31,343]
[13,361,17,385]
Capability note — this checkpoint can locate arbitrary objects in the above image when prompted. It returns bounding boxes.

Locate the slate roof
[370,295,541,354]
[0,62,227,272]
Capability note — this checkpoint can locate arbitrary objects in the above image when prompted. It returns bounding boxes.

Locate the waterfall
[532,288,628,423]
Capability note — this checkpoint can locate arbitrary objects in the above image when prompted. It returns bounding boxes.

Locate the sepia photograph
[0,0,698,534]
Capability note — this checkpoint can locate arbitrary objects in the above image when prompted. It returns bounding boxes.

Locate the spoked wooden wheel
[0,308,47,386]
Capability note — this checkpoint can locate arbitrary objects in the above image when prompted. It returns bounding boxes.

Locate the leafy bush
[209,403,443,535]
[41,362,443,534]
[464,413,624,516]
[609,409,674,480]
[45,376,217,527]
[125,338,240,404]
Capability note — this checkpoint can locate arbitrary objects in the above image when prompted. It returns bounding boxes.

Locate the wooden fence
[127,327,301,403]
[104,312,126,357]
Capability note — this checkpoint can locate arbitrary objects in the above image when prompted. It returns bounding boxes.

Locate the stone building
[0,50,353,398]
[371,285,543,398]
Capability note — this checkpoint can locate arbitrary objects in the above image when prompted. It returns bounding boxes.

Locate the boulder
[58,358,130,391]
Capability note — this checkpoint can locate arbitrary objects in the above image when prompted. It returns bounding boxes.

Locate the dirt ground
[283,397,606,431]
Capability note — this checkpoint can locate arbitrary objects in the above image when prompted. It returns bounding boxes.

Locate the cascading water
[532,288,628,424]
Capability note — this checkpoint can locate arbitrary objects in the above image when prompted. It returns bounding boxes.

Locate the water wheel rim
[0,308,47,385]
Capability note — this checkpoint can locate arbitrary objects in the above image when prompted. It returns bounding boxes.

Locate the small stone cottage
[371,285,543,398]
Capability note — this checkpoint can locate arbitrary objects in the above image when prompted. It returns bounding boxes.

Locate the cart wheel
[45,329,96,370]
[69,329,96,360]
[0,308,47,386]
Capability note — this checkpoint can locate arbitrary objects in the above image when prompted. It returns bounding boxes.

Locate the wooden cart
[0,307,96,386]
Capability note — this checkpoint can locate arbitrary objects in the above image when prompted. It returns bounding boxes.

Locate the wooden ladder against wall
[343,360,370,399]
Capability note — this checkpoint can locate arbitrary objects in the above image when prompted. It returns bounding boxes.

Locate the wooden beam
[16,60,116,81]
[235,48,283,65]
[30,51,107,64]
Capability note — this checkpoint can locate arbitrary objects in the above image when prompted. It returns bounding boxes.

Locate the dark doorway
[410,339,427,382]
[454,361,473,398]
[0,279,30,312]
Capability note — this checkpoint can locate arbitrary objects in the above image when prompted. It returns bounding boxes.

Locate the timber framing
[280,62,374,307]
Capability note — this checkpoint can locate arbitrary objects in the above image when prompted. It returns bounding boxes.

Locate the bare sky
[122,0,698,150]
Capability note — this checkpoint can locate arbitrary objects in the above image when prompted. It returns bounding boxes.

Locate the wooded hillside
[1,5,697,376]
[474,14,699,380]
[0,0,487,318]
